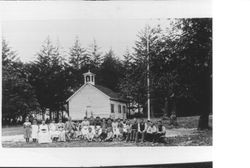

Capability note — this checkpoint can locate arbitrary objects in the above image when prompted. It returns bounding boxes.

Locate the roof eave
[110,98,129,103]
[66,83,87,102]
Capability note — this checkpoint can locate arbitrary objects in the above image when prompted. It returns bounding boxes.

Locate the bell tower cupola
[83,70,95,85]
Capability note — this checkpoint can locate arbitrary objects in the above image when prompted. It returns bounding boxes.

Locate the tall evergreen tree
[67,37,90,91]
[2,40,40,125]
[28,38,66,120]
[174,18,212,129]
[69,37,89,70]
[88,39,103,71]
[2,39,19,66]
[119,18,212,127]
[98,49,123,92]
[120,25,164,117]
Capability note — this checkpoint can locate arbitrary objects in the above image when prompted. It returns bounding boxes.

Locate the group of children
[23,116,167,144]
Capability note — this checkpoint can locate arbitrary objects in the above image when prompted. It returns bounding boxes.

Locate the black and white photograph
[1,0,250,167]
[0,0,218,167]
[2,15,212,148]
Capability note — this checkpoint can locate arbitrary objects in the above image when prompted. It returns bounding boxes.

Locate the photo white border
[0,0,212,167]
[1,0,211,21]
[0,147,212,167]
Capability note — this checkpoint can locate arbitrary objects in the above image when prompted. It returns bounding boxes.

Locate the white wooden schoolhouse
[66,70,128,120]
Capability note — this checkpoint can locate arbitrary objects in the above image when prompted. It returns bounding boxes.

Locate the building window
[86,76,90,82]
[123,106,126,114]
[118,105,121,113]
[111,104,114,113]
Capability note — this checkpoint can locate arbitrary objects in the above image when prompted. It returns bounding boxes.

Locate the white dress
[74,124,82,138]
[38,124,52,144]
[95,127,102,137]
[49,123,60,139]
[57,123,66,142]
[81,120,89,137]
[89,126,96,134]
[86,131,95,141]
[31,125,39,139]
[112,122,120,136]
[123,123,127,133]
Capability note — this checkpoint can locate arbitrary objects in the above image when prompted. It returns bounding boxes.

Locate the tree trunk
[22,114,26,123]
[150,103,154,118]
[127,103,130,119]
[49,109,52,120]
[198,96,211,130]
[56,110,59,122]
[198,113,209,130]
[170,98,178,126]
[41,108,45,120]
[137,104,140,114]
[164,97,169,117]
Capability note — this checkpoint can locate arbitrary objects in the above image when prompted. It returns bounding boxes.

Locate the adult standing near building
[49,119,59,141]
[65,117,75,141]
[31,119,39,143]
[95,116,102,129]
[81,117,90,138]
[38,120,52,144]
[89,115,96,134]
[136,118,147,143]
[131,118,138,142]
[57,118,66,142]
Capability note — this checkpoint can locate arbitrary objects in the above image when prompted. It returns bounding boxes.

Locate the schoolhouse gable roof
[66,84,128,103]
[94,85,128,102]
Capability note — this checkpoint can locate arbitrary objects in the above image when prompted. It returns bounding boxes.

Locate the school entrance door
[85,106,93,118]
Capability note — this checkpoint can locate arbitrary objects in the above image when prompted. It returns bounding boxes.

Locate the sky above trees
[2,19,170,63]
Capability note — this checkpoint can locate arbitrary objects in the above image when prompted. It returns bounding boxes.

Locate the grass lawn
[2,125,24,136]
[2,130,212,148]
[2,115,212,147]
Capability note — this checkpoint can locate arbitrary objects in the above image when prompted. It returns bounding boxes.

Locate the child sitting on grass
[136,118,147,143]
[112,119,120,141]
[145,121,157,143]
[99,127,107,141]
[49,119,59,142]
[86,127,95,142]
[75,121,82,140]
[117,119,124,141]
[81,117,89,139]
[57,119,66,142]
[104,127,114,142]
[94,127,102,142]
[122,119,127,140]
[155,120,166,143]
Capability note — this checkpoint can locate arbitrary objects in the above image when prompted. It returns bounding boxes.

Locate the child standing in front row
[31,119,39,143]
[23,117,32,143]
